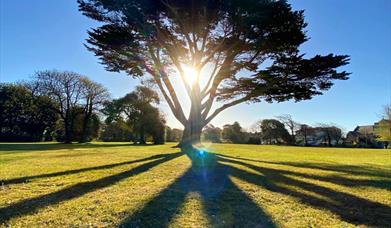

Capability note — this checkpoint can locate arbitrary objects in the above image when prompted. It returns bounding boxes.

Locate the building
[345,120,387,148]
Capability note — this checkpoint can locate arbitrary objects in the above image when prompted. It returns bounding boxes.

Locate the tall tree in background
[296,124,314,146]
[277,114,299,144]
[0,84,57,141]
[203,124,222,143]
[103,86,165,144]
[35,71,84,143]
[78,0,350,148]
[318,123,343,147]
[79,77,109,142]
[222,122,248,144]
[259,119,291,144]
[166,127,183,142]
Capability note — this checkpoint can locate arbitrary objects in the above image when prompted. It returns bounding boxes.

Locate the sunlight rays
[182,65,199,86]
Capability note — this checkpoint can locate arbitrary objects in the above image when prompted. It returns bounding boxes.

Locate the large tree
[277,114,299,144]
[296,124,314,146]
[258,119,291,144]
[103,86,165,144]
[78,0,350,148]
[203,124,222,143]
[79,77,109,142]
[0,83,57,142]
[34,71,85,143]
[222,122,248,144]
[318,123,343,147]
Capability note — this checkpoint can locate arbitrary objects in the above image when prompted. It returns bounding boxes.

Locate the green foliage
[165,127,183,142]
[259,119,291,144]
[100,119,133,142]
[222,122,248,144]
[102,86,165,144]
[54,107,101,142]
[0,143,390,227]
[0,84,57,141]
[375,121,391,142]
[78,0,350,133]
[202,125,222,143]
[374,105,391,143]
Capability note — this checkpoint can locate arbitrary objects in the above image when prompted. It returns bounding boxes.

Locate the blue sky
[1,0,390,131]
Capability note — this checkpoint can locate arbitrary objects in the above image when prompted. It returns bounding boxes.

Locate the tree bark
[178,83,203,148]
[64,114,73,144]
[139,127,146,144]
[80,102,93,143]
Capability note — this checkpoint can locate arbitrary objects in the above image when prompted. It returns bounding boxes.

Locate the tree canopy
[258,119,291,144]
[78,0,350,146]
[103,86,166,144]
[0,83,58,141]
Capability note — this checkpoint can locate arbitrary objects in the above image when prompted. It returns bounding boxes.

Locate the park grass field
[0,142,390,227]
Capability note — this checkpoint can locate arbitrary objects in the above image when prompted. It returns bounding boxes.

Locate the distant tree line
[198,113,389,148]
[0,70,165,144]
[1,71,389,148]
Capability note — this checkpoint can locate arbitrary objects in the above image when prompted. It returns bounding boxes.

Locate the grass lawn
[0,143,390,227]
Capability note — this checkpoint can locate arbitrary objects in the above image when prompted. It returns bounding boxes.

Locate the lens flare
[182,65,198,85]
[198,150,205,156]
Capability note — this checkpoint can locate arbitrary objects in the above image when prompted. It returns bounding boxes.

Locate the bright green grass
[0,142,390,227]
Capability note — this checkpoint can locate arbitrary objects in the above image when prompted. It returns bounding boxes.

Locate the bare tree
[296,124,313,146]
[318,123,343,147]
[277,114,300,144]
[35,71,84,143]
[79,77,109,143]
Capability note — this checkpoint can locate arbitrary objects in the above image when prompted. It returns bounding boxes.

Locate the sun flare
[182,65,198,86]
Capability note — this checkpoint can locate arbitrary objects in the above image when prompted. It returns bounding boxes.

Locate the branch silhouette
[0,152,182,224]
[219,156,391,227]
[1,153,174,186]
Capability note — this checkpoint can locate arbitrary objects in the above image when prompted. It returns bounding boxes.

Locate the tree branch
[204,96,249,125]
[200,53,236,118]
[146,47,187,124]
[153,24,192,97]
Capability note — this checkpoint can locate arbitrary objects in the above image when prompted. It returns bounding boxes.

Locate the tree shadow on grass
[218,154,391,178]
[0,152,182,224]
[121,151,276,227]
[217,154,391,191]
[120,150,391,227]
[2,149,390,227]
[0,142,152,152]
[1,153,175,186]
[218,156,391,227]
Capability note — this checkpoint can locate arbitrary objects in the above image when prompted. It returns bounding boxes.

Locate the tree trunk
[178,83,203,149]
[139,127,146,144]
[179,120,202,148]
[80,115,89,143]
[64,116,72,144]
[80,102,93,143]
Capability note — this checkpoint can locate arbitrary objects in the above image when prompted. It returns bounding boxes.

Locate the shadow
[0,142,154,152]
[217,154,391,179]
[216,154,391,190]
[1,153,173,186]
[219,156,391,227]
[0,152,182,224]
[120,150,276,227]
[2,149,390,227]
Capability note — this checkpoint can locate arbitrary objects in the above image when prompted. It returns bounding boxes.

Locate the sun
[182,65,198,86]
